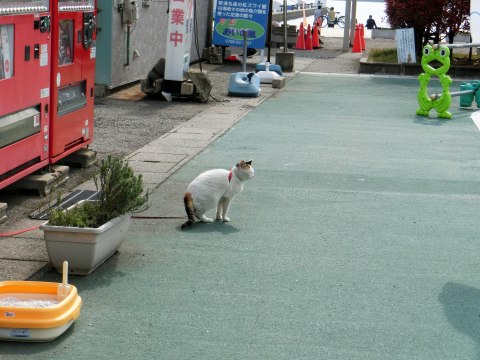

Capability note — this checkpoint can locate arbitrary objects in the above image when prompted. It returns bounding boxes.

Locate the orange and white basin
[0,281,82,342]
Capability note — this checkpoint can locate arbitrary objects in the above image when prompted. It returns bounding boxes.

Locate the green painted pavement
[3,74,480,359]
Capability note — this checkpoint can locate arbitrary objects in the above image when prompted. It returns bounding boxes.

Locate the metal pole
[283,0,287,52]
[342,0,352,52]
[207,0,214,47]
[243,29,248,72]
[450,90,477,96]
[436,43,480,49]
[267,0,273,62]
[428,90,477,101]
[349,0,357,46]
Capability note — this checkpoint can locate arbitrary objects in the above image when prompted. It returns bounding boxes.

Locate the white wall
[97,0,211,90]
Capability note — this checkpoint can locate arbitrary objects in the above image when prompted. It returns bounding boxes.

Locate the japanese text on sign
[212,0,270,48]
[168,0,193,48]
[165,0,194,81]
[396,28,416,64]
[215,0,268,19]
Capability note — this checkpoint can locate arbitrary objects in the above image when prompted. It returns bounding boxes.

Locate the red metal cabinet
[49,0,96,163]
[0,0,51,189]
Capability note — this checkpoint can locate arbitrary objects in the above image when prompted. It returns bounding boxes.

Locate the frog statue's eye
[423,46,431,56]
[439,46,449,58]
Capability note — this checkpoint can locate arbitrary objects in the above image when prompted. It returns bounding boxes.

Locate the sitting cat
[181,160,254,229]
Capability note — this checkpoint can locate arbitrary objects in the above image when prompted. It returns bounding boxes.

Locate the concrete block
[272,77,286,89]
[94,84,109,98]
[13,165,69,196]
[61,148,97,168]
[203,47,223,64]
[181,82,194,96]
[189,71,213,103]
[0,203,6,224]
[275,52,295,72]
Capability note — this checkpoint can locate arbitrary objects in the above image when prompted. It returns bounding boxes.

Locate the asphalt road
[3,72,480,359]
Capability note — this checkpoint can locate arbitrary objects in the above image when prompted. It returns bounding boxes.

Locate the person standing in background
[366,15,377,29]
[327,7,336,28]
[313,5,322,25]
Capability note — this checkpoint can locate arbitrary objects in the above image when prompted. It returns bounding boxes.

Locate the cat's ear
[237,160,245,167]
[246,160,253,166]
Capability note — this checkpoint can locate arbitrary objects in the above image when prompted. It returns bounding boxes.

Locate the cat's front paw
[201,217,214,223]
[223,217,230,222]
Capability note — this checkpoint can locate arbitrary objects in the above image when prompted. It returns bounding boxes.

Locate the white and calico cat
[181,160,254,229]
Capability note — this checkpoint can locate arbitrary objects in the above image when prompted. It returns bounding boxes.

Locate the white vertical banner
[165,0,195,82]
[0,25,13,79]
[396,28,416,64]
[471,0,480,44]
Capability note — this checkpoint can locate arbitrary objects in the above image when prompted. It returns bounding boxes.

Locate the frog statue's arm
[436,73,453,119]
[416,72,432,116]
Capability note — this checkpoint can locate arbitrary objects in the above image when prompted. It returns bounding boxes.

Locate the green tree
[440,0,470,44]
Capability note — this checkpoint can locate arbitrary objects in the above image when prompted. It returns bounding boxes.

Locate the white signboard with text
[471,0,480,44]
[0,25,13,79]
[396,28,416,64]
[165,0,194,82]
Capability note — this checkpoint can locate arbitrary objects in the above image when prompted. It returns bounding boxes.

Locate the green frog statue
[416,44,452,119]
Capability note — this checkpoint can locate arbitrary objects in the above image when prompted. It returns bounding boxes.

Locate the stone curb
[359,57,480,78]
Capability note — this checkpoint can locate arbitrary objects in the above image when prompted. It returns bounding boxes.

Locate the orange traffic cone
[312,22,320,49]
[295,22,305,50]
[317,20,323,43]
[360,24,366,50]
[305,24,313,50]
[352,25,362,53]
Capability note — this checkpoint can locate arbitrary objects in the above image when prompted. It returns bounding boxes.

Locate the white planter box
[41,211,131,275]
[371,29,396,39]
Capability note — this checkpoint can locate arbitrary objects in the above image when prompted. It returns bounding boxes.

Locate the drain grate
[30,190,100,220]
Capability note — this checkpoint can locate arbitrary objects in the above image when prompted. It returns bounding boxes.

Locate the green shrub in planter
[49,156,149,228]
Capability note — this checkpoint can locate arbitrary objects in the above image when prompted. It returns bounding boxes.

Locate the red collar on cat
[228,169,233,182]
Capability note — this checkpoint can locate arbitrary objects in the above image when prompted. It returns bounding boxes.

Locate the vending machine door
[50,0,96,162]
[0,0,51,189]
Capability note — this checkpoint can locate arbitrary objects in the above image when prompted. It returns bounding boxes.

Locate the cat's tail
[181,192,195,229]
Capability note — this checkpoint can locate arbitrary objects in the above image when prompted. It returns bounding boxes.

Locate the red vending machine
[0,0,51,190]
[50,0,95,163]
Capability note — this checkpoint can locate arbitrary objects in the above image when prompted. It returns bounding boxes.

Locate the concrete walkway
[3,68,480,358]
